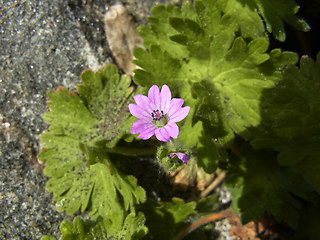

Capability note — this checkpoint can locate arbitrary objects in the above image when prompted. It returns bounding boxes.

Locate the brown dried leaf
[169,165,196,192]
[228,214,282,240]
[228,215,260,240]
[104,5,143,75]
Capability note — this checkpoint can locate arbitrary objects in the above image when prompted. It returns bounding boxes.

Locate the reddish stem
[173,210,233,240]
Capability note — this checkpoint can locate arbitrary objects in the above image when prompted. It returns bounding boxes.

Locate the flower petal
[155,127,170,142]
[167,98,184,117]
[129,104,152,121]
[131,119,156,139]
[168,106,190,123]
[148,85,161,110]
[160,85,171,114]
[138,125,157,140]
[131,119,151,134]
[133,95,157,113]
[169,153,189,164]
[163,122,179,139]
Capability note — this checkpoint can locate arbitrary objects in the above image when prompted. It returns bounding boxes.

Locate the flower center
[151,110,164,121]
[151,109,167,127]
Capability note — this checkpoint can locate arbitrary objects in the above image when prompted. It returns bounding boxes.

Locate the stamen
[151,109,164,121]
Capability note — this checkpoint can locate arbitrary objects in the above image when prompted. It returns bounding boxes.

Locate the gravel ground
[0,1,103,238]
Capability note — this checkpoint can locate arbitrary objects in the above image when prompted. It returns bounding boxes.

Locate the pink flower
[129,85,190,142]
[169,153,190,164]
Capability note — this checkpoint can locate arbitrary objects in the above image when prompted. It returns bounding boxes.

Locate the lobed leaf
[252,54,320,194]
[293,201,320,240]
[51,213,147,240]
[216,0,310,42]
[253,0,310,41]
[39,64,146,236]
[138,195,220,240]
[133,0,298,173]
[59,217,108,240]
[138,198,196,240]
[225,145,315,228]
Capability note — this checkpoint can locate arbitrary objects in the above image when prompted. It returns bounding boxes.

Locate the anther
[151,109,164,121]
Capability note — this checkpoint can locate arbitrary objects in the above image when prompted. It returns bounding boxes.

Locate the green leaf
[77,64,135,146]
[215,0,266,39]
[43,65,134,150]
[134,0,298,147]
[138,195,221,240]
[253,0,310,41]
[194,44,297,144]
[216,0,310,42]
[225,145,315,228]
[120,212,148,240]
[134,0,298,174]
[41,236,56,240]
[195,194,220,216]
[139,198,197,240]
[293,201,320,240]
[58,213,147,240]
[133,45,182,91]
[43,157,145,220]
[197,134,226,173]
[177,107,226,173]
[59,217,107,240]
[252,54,320,194]
[39,64,146,233]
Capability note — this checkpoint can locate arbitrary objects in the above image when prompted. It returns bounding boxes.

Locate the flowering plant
[40,0,320,239]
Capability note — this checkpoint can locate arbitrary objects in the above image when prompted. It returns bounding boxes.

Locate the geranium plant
[40,0,320,239]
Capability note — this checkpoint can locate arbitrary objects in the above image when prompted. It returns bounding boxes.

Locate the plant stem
[200,169,226,199]
[173,210,233,240]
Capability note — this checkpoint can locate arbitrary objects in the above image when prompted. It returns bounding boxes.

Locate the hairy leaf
[41,236,56,240]
[138,195,220,240]
[225,145,315,228]
[215,0,266,39]
[216,0,310,41]
[39,64,145,232]
[59,217,108,240]
[253,0,310,41]
[47,213,147,240]
[293,201,320,240]
[77,65,135,146]
[252,54,320,194]
[133,0,298,174]
[138,198,196,240]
